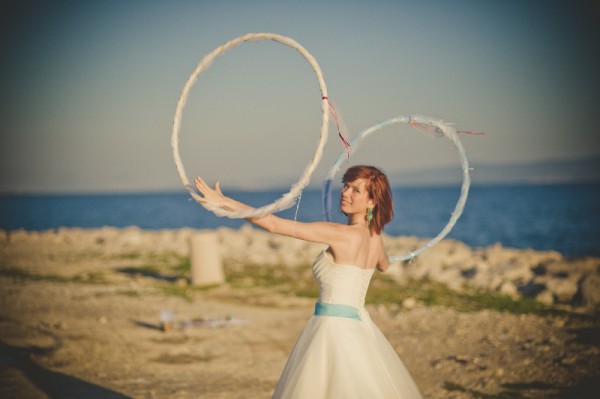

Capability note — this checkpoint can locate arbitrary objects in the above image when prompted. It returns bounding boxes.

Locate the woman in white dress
[194,165,423,398]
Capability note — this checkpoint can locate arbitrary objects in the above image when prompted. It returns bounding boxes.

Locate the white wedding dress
[272,251,423,398]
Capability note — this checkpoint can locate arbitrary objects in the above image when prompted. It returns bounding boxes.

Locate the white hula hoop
[172,33,330,218]
[323,115,471,262]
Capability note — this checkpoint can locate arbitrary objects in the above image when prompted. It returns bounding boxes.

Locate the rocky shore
[4,226,597,311]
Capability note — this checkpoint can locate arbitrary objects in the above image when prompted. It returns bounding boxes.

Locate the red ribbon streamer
[323,96,351,159]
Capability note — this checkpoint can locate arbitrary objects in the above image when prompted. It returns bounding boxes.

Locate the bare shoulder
[308,221,357,237]
[315,221,365,236]
[330,223,367,245]
[367,231,385,247]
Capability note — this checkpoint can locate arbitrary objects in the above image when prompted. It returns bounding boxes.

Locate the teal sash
[314,302,360,320]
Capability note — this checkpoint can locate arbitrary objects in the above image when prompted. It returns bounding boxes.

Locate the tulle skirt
[272,312,423,398]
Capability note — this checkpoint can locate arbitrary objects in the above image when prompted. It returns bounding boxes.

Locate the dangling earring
[366,207,373,225]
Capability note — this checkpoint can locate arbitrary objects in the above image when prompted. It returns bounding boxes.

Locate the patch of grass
[158,284,193,301]
[219,264,584,317]
[192,283,221,291]
[446,289,552,314]
[501,382,558,391]
[443,381,467,392]
[71,271,108,284]
[225,263,315,297]
[233,264,347,299]
[155,282,219,302]
[115,289,141,297]
[100,251,184,268]
[0,267,107,285]
[112,252,142,260]
[152,352,218,364]
[443,380,563,399]
[443,381,524,399]
[293,286,319,299]
[0,267,65,282]
[422,282,565,316]
[366,273,570,316]
[171,257,190,276]
[226,264,302,287]
[116,255,191,282]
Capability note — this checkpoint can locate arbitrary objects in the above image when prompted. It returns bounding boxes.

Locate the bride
[194,165,423,398]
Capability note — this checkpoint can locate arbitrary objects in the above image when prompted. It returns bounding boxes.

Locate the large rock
[544,276,580,304]
[499,281,519,298]
[535,290,555,305]
[580,273,600,308]
[495,261,534,284]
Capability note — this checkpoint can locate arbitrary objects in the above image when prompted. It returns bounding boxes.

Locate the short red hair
[342,165,394,234]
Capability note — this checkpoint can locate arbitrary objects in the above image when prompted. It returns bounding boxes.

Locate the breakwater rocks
[1,226,598,311]
[395,239,599,310]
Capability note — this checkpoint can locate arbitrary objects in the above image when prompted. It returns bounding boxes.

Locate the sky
[1,0,599,193]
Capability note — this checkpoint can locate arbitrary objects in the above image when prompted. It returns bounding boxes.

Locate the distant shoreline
[2,183,599,258]
[1,179,600,197]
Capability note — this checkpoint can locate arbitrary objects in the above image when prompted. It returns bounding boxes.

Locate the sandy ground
[1,230,599,398]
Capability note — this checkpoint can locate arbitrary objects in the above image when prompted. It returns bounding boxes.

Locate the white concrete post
[190,231,224,286]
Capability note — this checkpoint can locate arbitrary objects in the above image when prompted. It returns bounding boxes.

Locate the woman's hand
[194,177,228,209]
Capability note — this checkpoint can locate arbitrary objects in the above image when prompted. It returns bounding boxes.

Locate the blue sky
[1,0,598,193]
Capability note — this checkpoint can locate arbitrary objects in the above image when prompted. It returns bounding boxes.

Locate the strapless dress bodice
[312,251,374,310]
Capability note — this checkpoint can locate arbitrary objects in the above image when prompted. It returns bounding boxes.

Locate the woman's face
[340,178,374,215]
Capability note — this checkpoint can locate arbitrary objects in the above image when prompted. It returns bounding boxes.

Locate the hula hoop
[323,115,471,262]
[172,33,330,218]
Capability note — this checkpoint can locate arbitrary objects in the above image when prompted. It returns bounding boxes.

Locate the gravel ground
[1,230,598,398]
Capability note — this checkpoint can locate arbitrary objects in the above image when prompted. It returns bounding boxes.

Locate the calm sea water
[1,184,598,258]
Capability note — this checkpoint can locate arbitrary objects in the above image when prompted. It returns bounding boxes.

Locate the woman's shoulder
[314,221,363,233]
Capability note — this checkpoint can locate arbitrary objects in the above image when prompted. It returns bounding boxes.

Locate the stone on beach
[190,231,224,286]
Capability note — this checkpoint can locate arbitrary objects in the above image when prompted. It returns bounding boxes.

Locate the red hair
[342,165,394,234]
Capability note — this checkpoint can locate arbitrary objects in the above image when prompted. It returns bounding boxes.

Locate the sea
[1,183,599,258]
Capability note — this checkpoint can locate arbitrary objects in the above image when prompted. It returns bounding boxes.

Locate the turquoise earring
[366,207,373,225]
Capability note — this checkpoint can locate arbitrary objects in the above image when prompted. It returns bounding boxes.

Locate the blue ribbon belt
[314,302,360,320]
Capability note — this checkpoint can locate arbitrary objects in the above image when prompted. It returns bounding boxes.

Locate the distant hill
[3,156,598,195]
[386,155,600,186]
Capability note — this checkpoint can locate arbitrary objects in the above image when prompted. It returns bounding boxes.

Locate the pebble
[177,278,188,287]
[54,320,68,330]
[402,297,417,309]
[552,317,566,328]
[561,356,578,366]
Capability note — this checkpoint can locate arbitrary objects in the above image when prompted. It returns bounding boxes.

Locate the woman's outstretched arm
[376,244,390,272]
[194,177,349,246]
